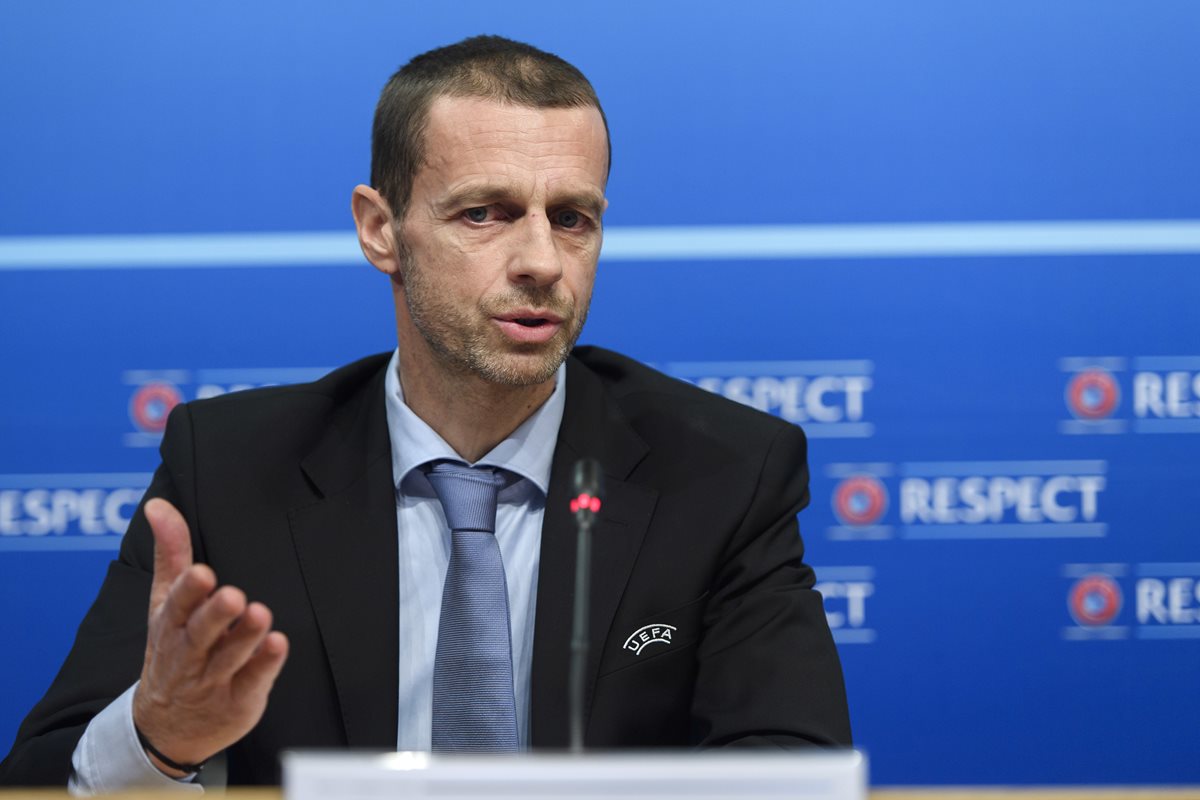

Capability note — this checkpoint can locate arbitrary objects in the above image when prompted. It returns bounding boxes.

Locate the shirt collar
[383,349,566,497]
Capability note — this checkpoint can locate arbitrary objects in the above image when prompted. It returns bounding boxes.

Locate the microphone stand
[568,458,603,754]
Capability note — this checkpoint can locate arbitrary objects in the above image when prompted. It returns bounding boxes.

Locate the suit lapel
[530,355,658,747]
[288,363,400,749]
[281,352,655,749]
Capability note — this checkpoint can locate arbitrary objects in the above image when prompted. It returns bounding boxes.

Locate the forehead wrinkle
[427,146,604,208]
[445,133,601,175]
[417,97,608,213]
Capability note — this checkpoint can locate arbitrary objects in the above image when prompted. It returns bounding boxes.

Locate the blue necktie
[426,460,519,752]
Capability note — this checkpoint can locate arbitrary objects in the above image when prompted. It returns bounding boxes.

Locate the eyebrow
[435,183,606,219]
[557,191,607,219]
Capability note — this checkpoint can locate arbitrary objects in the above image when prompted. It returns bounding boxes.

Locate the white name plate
[283,750,867,800]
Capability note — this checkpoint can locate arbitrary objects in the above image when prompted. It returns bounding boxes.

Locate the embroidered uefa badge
[622,624,677,655]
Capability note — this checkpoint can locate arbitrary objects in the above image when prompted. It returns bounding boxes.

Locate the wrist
[144,749,193,779]
[132,683,211,775]
[134,722,209,777]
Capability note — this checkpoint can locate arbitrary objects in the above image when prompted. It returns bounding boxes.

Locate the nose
[507,213,564,287]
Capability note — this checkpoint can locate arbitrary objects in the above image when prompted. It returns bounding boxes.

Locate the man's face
[395,95,609,387]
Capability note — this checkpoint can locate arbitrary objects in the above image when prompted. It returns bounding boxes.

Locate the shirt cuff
[69,682,202,795]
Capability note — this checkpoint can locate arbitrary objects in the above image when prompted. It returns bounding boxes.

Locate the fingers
[151,545,282,679]
[231,630,289,696]
[146,499,194,613]
[159,563,217,628]
[203,601,272,679]
[184,585,248,649]
[175,591,286,685]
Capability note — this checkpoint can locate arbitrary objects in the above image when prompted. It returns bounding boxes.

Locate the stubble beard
[398,249,590,387]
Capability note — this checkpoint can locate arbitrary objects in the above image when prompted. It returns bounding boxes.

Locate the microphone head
[572,457,604,500]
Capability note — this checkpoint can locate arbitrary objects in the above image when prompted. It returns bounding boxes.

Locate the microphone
[568,458,603,754]
[570,458,604,521]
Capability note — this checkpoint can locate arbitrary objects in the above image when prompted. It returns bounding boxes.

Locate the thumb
[145,498,193,615]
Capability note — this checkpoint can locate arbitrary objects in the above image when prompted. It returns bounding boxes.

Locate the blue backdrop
[2,1,1198,785]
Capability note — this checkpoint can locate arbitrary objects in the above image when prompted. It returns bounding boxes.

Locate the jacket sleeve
[691,422,853,748]
[0,405,200,786]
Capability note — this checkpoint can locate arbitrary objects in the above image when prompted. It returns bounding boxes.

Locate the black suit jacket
[0,347,851,785]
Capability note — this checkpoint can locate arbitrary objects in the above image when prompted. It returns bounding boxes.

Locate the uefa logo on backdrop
[1061,565,1128,640]
[1058,357,1127,434]
[1067,574,1123,627]
[1062,562,1200,641]
[832,475,888,526]
[1059,355,1200,435]
[129,382,183,434]
[122,366,331,447]
[1065,370,1119,421]
[824,464,894,540]
[824,459,1107,542]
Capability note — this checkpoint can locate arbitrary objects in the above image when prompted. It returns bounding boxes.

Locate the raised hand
[131,498,289,776]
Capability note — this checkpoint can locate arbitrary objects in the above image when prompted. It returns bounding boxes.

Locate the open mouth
[494,312,564,343]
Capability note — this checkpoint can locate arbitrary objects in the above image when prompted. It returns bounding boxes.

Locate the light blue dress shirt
[69,350,566,792]
[384,349,565,751]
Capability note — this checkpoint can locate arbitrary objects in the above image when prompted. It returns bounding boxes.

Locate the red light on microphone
[570,493,602,514]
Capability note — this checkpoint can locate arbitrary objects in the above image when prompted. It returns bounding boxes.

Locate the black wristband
[133,724,209,774]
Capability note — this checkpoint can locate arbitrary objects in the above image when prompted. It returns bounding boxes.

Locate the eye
[554,209,583,229]
[463,207,490,223]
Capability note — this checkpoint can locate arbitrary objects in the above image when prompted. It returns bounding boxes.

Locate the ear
[351,185,402,275]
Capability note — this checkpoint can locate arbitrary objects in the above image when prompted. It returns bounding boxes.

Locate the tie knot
[425,461,505,534]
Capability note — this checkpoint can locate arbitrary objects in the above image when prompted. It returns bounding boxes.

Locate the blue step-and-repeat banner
[1,2,1197,785]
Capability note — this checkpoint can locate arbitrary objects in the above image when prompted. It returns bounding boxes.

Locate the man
[0,35,851,789]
